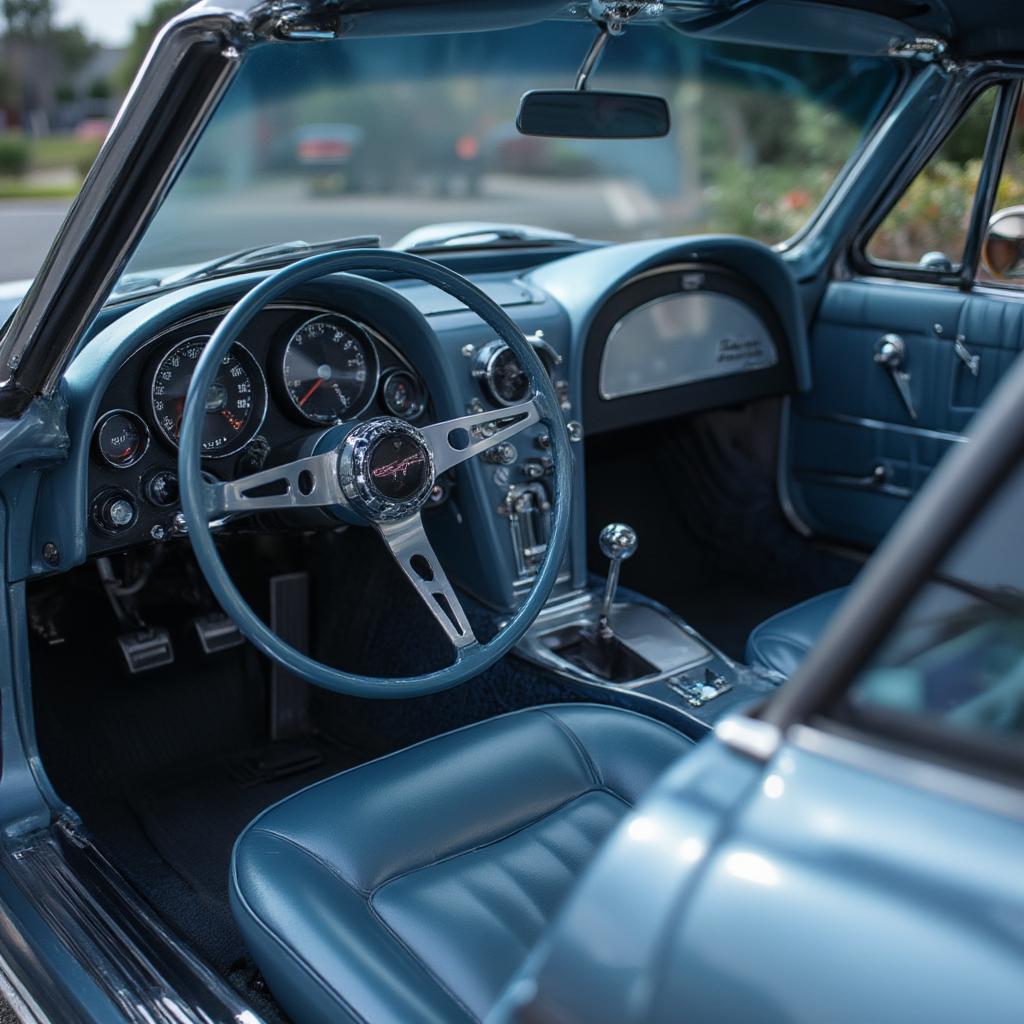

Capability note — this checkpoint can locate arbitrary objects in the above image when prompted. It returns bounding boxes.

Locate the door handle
[874,334,918,420]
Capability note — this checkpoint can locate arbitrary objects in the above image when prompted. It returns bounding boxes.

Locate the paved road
[0,175,681,286]
[0,200,71,284]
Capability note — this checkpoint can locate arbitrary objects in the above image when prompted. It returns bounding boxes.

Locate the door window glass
[866,87,997,272]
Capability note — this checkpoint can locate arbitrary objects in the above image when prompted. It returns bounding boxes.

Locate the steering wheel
[177,250,572,698]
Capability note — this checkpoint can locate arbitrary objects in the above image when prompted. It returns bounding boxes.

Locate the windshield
[120,20,897,281]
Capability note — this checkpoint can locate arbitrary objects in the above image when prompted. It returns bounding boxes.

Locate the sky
[55,0,157,47]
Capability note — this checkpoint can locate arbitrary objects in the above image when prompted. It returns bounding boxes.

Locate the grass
[0,178,80,200]
[27,135,101,172]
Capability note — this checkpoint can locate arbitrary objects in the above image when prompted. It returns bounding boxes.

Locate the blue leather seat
[745,587,847,678]
[230,704,691,1024]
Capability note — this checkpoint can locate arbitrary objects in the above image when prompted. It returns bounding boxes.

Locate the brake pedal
[194,612,245,655]
[118,628,174,674]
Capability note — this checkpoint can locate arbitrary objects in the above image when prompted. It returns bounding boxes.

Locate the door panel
[787,279,1024,547]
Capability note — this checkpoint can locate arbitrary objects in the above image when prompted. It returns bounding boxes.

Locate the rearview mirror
[516,90,670,140]
[982,206,1024,280]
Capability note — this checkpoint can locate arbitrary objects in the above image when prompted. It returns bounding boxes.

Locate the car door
[785,79,1024,548]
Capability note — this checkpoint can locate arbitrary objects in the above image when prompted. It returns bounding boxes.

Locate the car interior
[5,1,1024,1022]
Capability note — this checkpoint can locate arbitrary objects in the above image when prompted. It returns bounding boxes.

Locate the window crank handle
[874,334,917,420]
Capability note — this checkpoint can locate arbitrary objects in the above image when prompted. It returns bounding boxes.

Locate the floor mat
[126,733,366,974]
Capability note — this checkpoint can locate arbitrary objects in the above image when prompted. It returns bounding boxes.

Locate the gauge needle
[222,410,244,431]
[298,379,324,407]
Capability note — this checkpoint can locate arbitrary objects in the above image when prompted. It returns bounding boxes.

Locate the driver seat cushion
[230,703,691,1024]
[745,587,848,679]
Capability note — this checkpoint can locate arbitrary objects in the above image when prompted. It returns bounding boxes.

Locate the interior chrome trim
[810,411,969,444]
[790,723,1024,823]
[775,396,814,537]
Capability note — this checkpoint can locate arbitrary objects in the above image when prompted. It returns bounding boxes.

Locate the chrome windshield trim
[0,6,255,408]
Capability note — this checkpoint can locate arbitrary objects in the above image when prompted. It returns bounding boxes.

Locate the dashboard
[31,237,809,613]
[86,303,437,551]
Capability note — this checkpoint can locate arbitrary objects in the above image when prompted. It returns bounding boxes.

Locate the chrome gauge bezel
[473,339,532,408]
[380,368,427,421]
[92,409,151,469]
[147,336,268,459]
[280,313,381,426]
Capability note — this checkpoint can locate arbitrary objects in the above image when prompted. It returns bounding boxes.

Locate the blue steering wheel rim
[178,249,573,698]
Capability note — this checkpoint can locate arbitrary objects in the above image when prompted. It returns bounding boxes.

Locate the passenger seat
[744,588,847,679]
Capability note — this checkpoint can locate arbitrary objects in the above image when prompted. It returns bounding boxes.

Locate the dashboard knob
[482,442,518,465]
[93,490,137,533]
[144,470,179,508]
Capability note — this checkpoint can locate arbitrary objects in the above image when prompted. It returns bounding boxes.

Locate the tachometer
[282,314,379,425]
[148,337,266,457]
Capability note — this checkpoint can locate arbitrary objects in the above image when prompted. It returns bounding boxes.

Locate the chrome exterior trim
[3,820,266,1024]
[716,715,781,762]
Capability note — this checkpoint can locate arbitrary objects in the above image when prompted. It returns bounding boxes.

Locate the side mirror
[982,206,1024,280]
[516,90,670,140]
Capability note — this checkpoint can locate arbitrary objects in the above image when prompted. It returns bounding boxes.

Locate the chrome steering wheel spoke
[204,451,344,517]
[420,398,540,474]
[378,514,477,650]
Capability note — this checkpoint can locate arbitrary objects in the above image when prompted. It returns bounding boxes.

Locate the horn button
[339,418,436,521]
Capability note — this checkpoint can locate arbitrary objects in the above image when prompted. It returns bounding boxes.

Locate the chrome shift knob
[597,523,637,639]
[599,523,638,562]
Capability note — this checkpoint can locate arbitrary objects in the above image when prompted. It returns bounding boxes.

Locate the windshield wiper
[160,235,382,288]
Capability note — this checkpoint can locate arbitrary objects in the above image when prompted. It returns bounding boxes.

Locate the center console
[514,521,779,737]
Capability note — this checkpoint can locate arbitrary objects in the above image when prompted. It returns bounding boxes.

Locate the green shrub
[0,136,30,177]
[75,142,102,178]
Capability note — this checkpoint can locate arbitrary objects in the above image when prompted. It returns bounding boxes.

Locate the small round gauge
[381,369,426,420]
[94,410,149,468]
[148,337,266,458]
[475,341,530,407]
[282,314,379,425]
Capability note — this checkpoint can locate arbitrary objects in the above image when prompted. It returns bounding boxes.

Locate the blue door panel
[788,280,1024,546]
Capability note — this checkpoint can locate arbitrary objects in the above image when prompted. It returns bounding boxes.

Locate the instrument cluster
[87,304,430,553]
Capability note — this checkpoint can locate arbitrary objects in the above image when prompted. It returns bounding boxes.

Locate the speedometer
[281,314,379,425]
[148,337,266,457]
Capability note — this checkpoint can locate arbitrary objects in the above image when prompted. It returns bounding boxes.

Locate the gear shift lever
[597,523,638,639]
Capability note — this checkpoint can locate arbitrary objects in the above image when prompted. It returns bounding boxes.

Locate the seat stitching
[365,893,483,1023]
[229,855,368,1024]
[249,826,372,895]
[241,830,476,1023]
[370,787,629,895]
[367,790,631,1023]
[538,709,603,788]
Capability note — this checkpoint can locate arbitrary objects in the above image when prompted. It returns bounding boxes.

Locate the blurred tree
[116,0,191,92]
[1,0,54,40]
